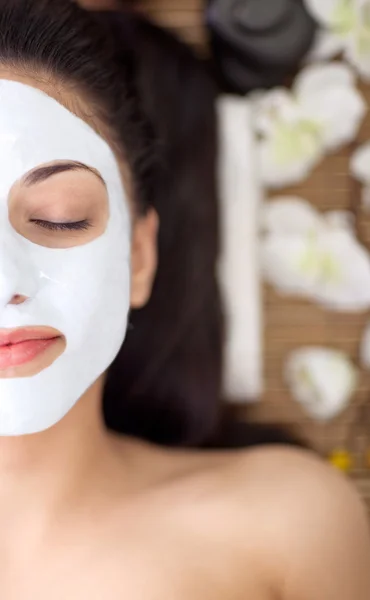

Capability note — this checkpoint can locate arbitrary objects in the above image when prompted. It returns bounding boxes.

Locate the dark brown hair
[0,0,303,449]
[102,14,224,446]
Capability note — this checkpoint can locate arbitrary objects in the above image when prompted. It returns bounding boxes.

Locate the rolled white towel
[217,96,263,402]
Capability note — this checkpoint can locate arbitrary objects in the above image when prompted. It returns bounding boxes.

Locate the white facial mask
[0,80,131,436]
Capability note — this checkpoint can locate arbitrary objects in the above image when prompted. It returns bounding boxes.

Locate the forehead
[0,79,119,195]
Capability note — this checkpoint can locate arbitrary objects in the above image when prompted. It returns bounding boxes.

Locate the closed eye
[30,219,91,232]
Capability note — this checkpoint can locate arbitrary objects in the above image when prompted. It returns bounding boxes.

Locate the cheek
[28,233,131,350]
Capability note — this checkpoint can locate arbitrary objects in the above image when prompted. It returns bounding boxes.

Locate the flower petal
[295,62,355,98]
[305,29,345,60]
[301,86,365,150]
[303,0,342,26]
[324,210,356,232]
[261,197,323,235]
[350,142,370,184]
[294,63,366,150]
[342,1,370,82]
[351,150,370,208]
[252,88,300,136]
[261,203,370,311]
[318,87,365,149]
[344,39,370,81]
[314,230,370,311]
[258,133,322,189]
[253,63,365,188]
[261,234,324,296]
[361,322,370,369]
[285,347,357,421]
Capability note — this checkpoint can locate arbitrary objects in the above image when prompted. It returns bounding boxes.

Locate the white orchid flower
[261,197,370,311]
[304,0,370,81]
[361,321,370,368]
[253,63,365,189]
[285,347,357,421]
[350,141,370,211]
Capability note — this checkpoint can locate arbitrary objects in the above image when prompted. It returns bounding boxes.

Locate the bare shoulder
[226,444,363,506]
[113,441,370,598]
[146,441,368,518]
[157,444,370,598]
[222,444,368,541]
[220,446,370,599]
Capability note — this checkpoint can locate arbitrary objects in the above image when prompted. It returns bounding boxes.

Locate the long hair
[102,13,224,445]
[0,0,304,449]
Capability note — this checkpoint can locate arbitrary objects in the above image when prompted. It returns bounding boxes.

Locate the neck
[0,378,114,533]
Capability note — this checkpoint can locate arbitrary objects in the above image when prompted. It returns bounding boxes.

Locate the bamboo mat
[135,0,206,47]
[135,0,370,510]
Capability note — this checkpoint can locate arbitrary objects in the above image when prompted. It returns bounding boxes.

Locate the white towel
[217,96,263,402]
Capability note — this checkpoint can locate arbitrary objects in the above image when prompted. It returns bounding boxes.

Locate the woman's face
[0,68,158,435]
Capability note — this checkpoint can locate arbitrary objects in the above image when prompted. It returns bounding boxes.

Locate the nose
[9,294,28,306]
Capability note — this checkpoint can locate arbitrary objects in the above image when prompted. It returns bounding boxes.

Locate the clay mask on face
[0,80,131,436]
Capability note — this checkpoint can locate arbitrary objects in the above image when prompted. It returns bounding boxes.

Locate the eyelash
[30,219,91,232]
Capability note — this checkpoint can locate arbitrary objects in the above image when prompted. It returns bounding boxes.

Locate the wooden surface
[135,0,370,509]
[136,0,206,46]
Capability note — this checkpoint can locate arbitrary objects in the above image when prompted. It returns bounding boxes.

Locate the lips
[0,328,61,370]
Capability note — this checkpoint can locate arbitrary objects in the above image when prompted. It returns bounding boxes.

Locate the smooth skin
[0,65,369,600]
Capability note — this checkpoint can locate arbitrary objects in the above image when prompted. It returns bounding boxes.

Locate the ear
[130,209,158,309]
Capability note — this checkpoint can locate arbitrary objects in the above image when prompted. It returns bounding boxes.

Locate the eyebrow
[23,161,106,187]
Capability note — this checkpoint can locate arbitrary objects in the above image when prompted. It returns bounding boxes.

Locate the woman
[0,1,368,598]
